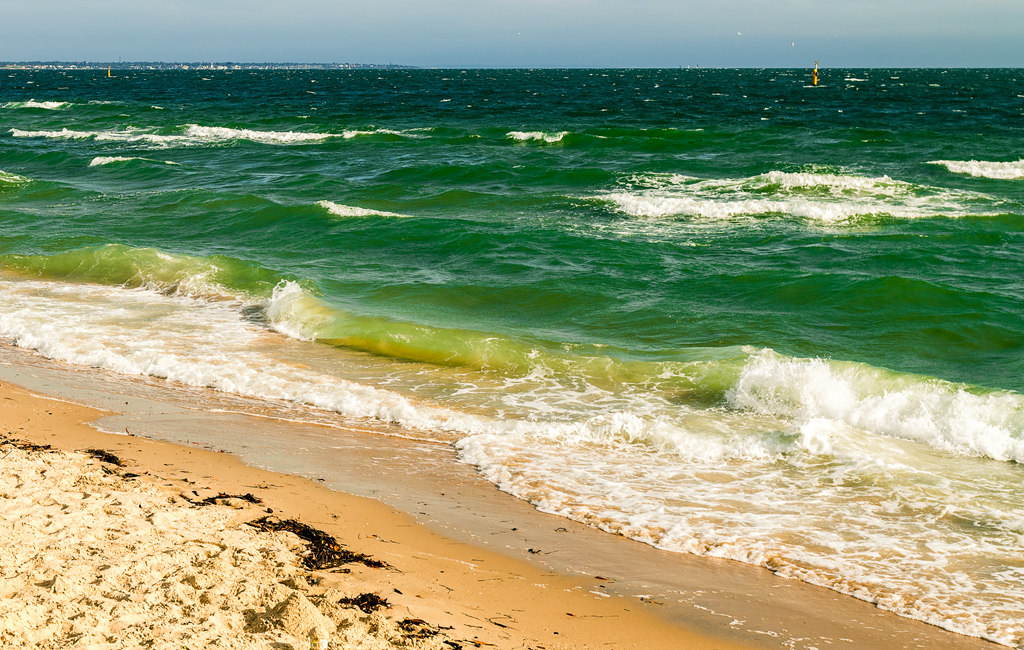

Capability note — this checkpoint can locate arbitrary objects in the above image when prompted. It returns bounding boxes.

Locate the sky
[2,0,1022,67]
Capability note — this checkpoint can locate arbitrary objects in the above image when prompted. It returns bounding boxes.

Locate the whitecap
[0,170,30,184]
[10,128,93,140]
[341,128,421,139]
[728,348,1024,463]
[507,130,568,143]
[10,128,189,145]
[4,99,70,110]
[184,125,337,144]
[316,200,407,218]
[751,170,900,192]
[597,169,997,223]
[88,156,179,167]
[929,159,1024,180]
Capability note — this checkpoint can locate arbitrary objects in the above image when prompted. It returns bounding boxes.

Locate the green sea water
[2,68,1024,644]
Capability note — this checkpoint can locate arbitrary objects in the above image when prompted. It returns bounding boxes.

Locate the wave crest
[929,159,1024,180]
[3,100,69,110]
[316,200,407,218]
[184,125,337,144]
[10,124,418,147]
[0,244,290,302]
[89,156,179,167]
[10,128,189,145]
[600,169,995,223]
[728,348,1024,462]
[507,130,568,143]
[0,170,30,185]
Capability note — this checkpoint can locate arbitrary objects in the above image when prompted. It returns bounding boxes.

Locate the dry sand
[0,380,748,649]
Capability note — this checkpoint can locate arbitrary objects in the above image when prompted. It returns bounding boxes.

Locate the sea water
[2,67,1023,645]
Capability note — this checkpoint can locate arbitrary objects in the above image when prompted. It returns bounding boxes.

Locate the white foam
[184,125,338,144]
[752,170,899,192]
[341,128,418,139]
[182,125,418,144]
[14,99,69,109]
[10,124,406,147]
[929,159,1024,180]
[599,170,996,223]
[10,128,189,146]
[316,200,406,218]
[728,348,1024,463]
[507,130,568,143]
[92,131,187,145]
[88,156,179,167]
[456,349,1024,645]
[0,170,30,184]
[10,128,93,140]
[90,156,136,166]
[0,278,467,432]
[600,192,909,222]
[265,280,332,341]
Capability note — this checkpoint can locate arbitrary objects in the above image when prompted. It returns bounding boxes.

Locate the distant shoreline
[0,61,416,70]
[4,62,1021,71]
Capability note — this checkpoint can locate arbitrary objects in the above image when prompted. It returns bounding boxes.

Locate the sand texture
[0,435,452,649]
[1,379,748,650]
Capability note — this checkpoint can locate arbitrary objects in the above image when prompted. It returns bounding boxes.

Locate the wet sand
[0,344,1000,649]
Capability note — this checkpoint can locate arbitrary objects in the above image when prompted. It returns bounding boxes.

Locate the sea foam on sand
[0,439,450,649]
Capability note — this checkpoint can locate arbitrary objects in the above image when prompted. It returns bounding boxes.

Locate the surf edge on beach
[0,378,744,650]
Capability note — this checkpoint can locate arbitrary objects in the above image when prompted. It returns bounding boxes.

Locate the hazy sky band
[2,0,1022,67]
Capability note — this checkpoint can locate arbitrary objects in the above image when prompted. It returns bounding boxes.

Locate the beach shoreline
[0,376,742,649]
[0,344,1002,649]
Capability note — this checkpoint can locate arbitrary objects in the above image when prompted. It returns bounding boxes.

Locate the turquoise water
[3,68,1024,644]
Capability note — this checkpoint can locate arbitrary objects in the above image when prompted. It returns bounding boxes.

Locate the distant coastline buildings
[0,62,415,70]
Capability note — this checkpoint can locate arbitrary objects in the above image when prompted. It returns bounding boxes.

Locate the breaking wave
[0,170,31,185]
[316,201,407,218]
[3,100,69,110]
[507,131,568,143]
[9,128,190,146]
[9,125,418,148]
[599,169,998,223]
[728,348,1024,463]
[929,159,1024,180]
[0,244,289,302]
[89,156,179,167]
[184,125,339,144]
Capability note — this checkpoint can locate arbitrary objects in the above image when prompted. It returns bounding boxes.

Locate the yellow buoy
[813,60,819,86]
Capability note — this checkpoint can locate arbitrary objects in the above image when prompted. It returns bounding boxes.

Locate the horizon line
[4,60,1024,70]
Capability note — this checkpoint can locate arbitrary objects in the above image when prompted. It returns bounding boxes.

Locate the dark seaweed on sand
[1,433,52,453]
[397,617,442,639]
[338,592,389,613]
[83,448,124,466]
[247,516,388,570]
[199,492,263,506]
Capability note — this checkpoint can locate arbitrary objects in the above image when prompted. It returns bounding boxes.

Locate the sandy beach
[0,347,1005,649]
[0,376,748,649]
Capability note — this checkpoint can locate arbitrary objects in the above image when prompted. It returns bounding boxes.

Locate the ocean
[2,67,1023,645]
